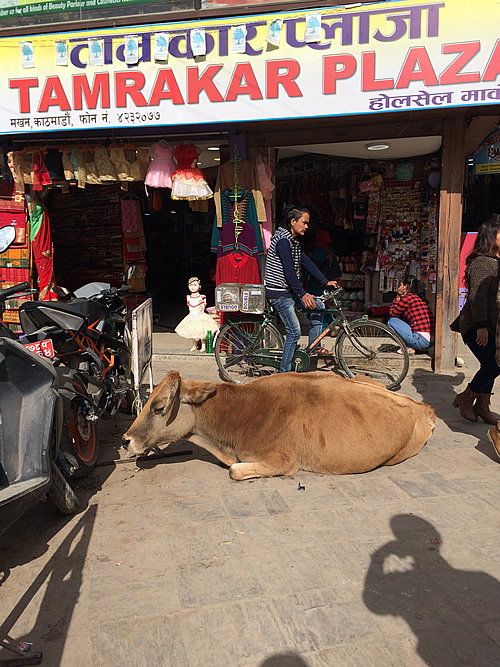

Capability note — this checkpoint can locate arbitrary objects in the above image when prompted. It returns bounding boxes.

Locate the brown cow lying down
[123,371,435,480]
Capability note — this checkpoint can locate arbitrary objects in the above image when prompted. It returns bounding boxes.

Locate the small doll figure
[175,277,218,352]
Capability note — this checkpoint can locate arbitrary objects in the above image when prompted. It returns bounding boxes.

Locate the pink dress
[144,141,176,189]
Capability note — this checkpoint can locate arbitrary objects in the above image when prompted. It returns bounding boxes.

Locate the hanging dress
[144,141,176,189]
[175,293,218,339]
[171,144,213,201]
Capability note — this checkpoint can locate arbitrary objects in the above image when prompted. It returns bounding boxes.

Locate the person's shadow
[363,515,500,666]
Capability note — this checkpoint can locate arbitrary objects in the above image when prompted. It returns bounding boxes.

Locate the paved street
[0,343,499,666]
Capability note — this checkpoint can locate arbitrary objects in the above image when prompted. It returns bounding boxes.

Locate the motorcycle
[0,271,79,537]
[18,272,138,476]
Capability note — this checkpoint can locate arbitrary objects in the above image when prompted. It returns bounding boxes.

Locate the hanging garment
[29,200,55,299]
[262,199,273,252]
[131,147,150,181]
[7,152,25,193]
[144,141,176,189]
[210,190,264,256]
[215,252,261,286]
[175,293,218,339]
[32,151,52,191]
[44,149,65,182]
[77,149,87,189]
[61,148,75,180]
[256,155,275,200]
[217,221,260,261]
[70,149,79,181]
[84,149,100,184]
[20,152,33,185]
[109,147,133,181]
[214,158,266,227]
[94,146,118,181]
[171,144,213,200]
[188,200,209,213]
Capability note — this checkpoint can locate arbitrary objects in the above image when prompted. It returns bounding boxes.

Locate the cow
[123,371,435,480]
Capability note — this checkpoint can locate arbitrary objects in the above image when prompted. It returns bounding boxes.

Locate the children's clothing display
[214,158,266,227]
[210,190,264,256]
[215,252,261,286]
[175,293,218,339]
[144,141,176,189]
[171,144,213,201]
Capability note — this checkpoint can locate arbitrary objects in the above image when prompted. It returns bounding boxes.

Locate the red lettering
[482,39,500,82]
[361,52,394,91]
[266,59,302,99]
[115,72,148,108]
[187,65,224,104]
[149,69,184,106]
[9,78,39,113]
[73,73,110,110]
[225,63,263,102]
[440,42,480,85]
[396,47,438,88]
[323,54,357,95]
[37,76,70,112]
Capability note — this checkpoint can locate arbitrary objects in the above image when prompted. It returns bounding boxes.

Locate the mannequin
[174,277,218,351]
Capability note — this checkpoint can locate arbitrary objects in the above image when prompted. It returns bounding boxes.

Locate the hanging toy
[174,277,218,352]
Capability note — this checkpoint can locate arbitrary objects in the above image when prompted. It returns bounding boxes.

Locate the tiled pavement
[0,344,499,666]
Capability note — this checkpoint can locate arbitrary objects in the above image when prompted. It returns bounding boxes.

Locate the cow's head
[122,370,217,456]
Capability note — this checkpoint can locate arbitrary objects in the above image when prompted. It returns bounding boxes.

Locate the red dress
[171,144,213,201]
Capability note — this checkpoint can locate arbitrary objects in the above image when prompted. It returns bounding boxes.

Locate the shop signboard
[1,0,500,135]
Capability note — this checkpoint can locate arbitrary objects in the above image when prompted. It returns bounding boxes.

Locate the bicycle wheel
[215,318,284,384]
[336,320,409,390]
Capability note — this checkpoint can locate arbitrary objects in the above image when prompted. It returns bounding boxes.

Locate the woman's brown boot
[473,393,500,424]
[452,385,479,422]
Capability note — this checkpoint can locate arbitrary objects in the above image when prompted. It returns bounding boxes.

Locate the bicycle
[214,287,410,390]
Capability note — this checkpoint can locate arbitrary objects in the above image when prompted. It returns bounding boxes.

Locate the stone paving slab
[0,341,499,665]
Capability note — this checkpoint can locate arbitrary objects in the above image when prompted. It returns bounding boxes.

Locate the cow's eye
[153,407,164,415]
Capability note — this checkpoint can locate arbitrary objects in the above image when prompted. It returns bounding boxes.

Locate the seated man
[388,275,434,354]
[265,206,338,373]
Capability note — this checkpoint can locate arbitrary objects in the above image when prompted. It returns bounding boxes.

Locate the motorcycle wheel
[62,381,99,478]
[46,463,79,515]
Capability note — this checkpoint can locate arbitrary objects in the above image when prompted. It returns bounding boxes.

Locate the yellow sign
[2,0,500,134]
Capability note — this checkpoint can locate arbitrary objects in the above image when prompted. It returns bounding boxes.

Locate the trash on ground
[429,538,442,544]
[116,561,124,566]
[297,483,306,491]
[236,531,245,535]
[218,541,232,546]
[16,643,33,652]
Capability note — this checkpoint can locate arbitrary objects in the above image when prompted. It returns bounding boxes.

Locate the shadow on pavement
[0,505,97,664]
[259,653,310,666]
[363,514,500,666]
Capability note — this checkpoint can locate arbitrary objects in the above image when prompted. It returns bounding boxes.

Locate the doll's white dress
[175,294,218,339]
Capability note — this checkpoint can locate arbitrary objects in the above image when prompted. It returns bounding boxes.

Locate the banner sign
[2,0,500,135]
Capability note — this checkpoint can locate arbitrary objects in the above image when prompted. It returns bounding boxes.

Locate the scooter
[0,244,79,539]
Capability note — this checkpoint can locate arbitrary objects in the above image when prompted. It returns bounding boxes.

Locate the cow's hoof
[229,463,249,480]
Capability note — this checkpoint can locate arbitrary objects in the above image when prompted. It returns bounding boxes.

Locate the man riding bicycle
[265,205,338,373]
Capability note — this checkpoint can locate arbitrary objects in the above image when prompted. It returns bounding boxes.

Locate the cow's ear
[150,373,180,416]
[180,380,217,404]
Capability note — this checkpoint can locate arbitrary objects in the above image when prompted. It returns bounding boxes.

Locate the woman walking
[453,218,500,423]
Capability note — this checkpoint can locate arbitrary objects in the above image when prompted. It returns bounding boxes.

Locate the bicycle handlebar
[317,287,343,302]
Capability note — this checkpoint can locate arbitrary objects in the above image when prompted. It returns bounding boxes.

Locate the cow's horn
[162,378,180,416]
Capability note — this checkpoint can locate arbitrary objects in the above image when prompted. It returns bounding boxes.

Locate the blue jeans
[463,328,500,394]
[269,295,325,373]
[387,317,431,351]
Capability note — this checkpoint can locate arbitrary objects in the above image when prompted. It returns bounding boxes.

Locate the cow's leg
[188,434,238,467]
[229,452,299,481]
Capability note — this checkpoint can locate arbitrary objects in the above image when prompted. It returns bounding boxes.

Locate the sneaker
[397,348,415,355]
[487,423,500,461]
[315,346,332,356]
